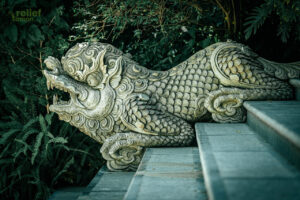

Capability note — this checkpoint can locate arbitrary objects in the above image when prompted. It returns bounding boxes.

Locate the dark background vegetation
[0,0,299,199]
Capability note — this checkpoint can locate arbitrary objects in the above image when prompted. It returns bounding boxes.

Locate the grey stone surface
[224,178,300,200]
[196,123,300,200]
[290,79,300,101]
[244,101,300,169]
[207,135,269,152]
[195,123,254,136]
[75,166,134,200]
[214,152,296,178]
[48,187,85,200]
[146,147,199,155]
[49,168,108,200]
[91,171,134,192]
[124,147,207,200]
[244,101,300,147]
[88,191,129,200]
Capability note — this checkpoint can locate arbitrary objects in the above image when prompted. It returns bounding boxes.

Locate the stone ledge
[244,101,300,148]
[124,147,207,200]
[290,79,300,88]
[76,166,134,200]
[244,101,300,169]
[48,187,85,200]
[196,123,300,200]
[290,79,300,100]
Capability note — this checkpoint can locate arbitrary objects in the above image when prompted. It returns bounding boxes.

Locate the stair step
[290,79,300,101]
[48,187,85,200]
[244,101,300,168]
[124,147,207,200]
[77,166,134,200]
[196,123,300,200]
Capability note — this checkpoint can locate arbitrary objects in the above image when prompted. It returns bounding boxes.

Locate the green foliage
[0,0,103,199]
[0,113,103,200]
[71,0,224,70]
[0,0,299,199]
[244,0,300,42]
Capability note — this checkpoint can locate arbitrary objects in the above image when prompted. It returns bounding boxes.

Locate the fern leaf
[277,23,290,43]
[22,129,39,141]
[51,157,74,185]
[31,131,44,165]
[244,4,272,39]
[0,129,20,145]
[45,113,54,126]
[22,117,39,131]
[14,138,32,157]
[46,131,54,139]
[45,137,68,151]
[3,86,24,108]
[0,121,22,130]
[68,147,93,156]
[0,158,13,165]
[39,114,48,133]
[0,144,11,158]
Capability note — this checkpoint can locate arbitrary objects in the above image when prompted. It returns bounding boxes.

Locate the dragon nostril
[44,56,62,74]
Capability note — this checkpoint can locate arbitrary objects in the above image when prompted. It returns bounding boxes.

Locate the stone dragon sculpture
[43,41,300,171]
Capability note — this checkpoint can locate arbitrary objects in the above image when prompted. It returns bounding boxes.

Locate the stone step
[48,187,86,200]
[244,101,300,169]
[290,79,300,101]
[76,166,134,200]
[196,123,300,200]
[124,147,207,200]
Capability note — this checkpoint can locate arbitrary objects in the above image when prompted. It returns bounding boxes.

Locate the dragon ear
[98,49,107,75]
[90,49,107,75]
[90,48,123,89]
[108,56,123,88]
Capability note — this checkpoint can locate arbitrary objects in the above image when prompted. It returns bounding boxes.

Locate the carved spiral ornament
[72,114,86,127]
[83,44,102,59]
[116,77,134,97]
[204,88,248,123]
[64,57,84,78]
[85,119,100,136]
[65,42,88,58]
[106,146,144,171]
[99,115,114,133]
[134,79,148,92]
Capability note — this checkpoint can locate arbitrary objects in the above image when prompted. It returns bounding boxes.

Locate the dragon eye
[87,73,101,87]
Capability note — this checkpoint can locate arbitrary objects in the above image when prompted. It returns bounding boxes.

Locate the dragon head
[43,42,124,136]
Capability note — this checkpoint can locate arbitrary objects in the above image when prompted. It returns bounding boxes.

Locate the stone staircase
[49,79,300,200]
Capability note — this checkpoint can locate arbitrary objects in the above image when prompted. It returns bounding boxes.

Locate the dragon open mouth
[43,70,75,108]
[45,73,73,106]
[43,56,88,111]
[43,55,104,119]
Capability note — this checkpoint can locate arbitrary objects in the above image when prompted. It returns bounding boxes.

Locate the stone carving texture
[43,41,300,171]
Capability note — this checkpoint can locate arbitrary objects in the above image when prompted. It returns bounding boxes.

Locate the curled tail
[257,57,300,80]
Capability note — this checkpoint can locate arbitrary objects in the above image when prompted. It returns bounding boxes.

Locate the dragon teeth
[47,80,50,90]
[53,94,58,104]
[51,82,54,90]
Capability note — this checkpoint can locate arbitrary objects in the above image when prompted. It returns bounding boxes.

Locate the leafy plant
[0,0,299,199]
[71,0,224,70]
[244,0,300,42]
[0,0,103,199]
